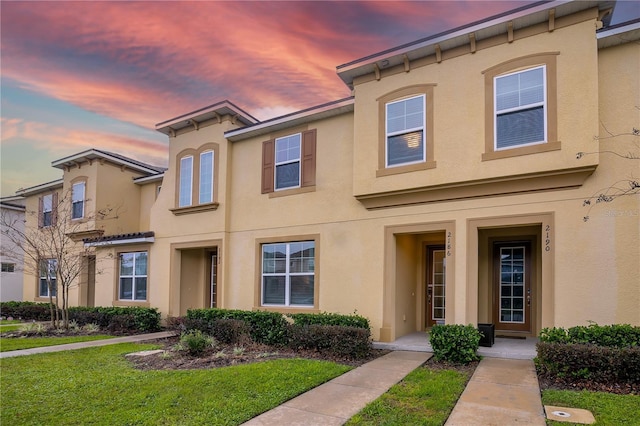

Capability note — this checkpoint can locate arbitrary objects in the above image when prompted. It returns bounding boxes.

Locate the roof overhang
[51,149,162,175]
[597,18,640,48]
[133,173,165,185]
[336,0,615,88]
[155,100,259,136]
[15,179,64,197]
[225,97,355,142]
[83,231,155,247]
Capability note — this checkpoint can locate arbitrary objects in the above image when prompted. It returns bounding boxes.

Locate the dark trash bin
[478,323,495,347]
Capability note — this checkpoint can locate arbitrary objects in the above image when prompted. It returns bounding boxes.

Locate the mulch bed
[537,372,639,395]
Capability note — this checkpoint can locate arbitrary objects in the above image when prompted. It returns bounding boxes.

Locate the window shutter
[261,139,275,194]
[301,129,316,187]
[51,192,58,226]
[38,196,44,228]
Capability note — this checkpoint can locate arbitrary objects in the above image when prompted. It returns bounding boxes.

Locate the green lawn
[1,343,351,425]
[542,389,640,425]
[0,320,23,324]
[346,366,471,426]
[0,325,22,333]
[0,335,114,352]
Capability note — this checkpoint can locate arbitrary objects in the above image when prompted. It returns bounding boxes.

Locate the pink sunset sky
[1,1,637,196]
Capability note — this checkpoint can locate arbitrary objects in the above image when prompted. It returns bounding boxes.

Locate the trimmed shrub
[68,307,161,332]
[288,312,370,329]
[540,323,640,348]
[186,309,289,346]
[429,324,481,364]
[289,324,372,359]
[0,301,51,321]
[209,318,251,344]
[536,342,640,384]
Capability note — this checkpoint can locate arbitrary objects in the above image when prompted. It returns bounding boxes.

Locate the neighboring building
[1,196,26,302]
[15,0,639,341]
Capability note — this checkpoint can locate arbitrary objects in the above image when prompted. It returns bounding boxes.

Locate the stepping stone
[545,406,596,424]
[125,350,164,357]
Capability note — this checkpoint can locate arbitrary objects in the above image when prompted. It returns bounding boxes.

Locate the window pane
[40,279,49,297]
[43,212,52,227]
[496,106,544,149]
[263,276,285,304]
[72,183,85,219]
[179,156,193,207]
[43,194,52,212]
[135,252,147,275]
[290,276,314,306]
[275,162,300,189]
[386,96,424,134]
[135,278,147,301]
[120,278,133,300]
[120,253,134,275]
[199,151,214,204]
[387,131,424,166]
[275,134,301,163]
[290,242,314,273]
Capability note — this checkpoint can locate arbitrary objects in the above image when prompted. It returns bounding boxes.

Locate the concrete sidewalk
[243,350,432,426]
[0,331,176,358]
[445,357,546,425]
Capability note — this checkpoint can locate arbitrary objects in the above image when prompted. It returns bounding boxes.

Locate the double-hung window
[199,151,214,204]
[119,251,147,301]
[275,134,301,190]
[39,259,57,298]
[1,263,15,272]
[262,241,315,307]
[386,95,426,167]
[41,194,53,227]
[494,66,546,150]
[71,181,85,219]
[178,156,193,207]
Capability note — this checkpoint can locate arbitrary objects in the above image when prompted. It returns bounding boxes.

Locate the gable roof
[51,148,166,174]
[336,0,615,88]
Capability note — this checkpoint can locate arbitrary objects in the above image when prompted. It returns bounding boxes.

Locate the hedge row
[0,302,161,333]
[539,323,640,348]
[183,308,372,359]
[536,342,640,384]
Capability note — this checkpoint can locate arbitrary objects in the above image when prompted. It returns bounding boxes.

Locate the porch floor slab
[373,331,538,359]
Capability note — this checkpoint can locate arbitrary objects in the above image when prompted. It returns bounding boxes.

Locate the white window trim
[261,241,314,307]
[274,133,302,191]
[199,150,214,204]
[39,259,57,298]
[493,65,547,151]
[385,94,427,168]
[179,156,194,207]
[118,251,148,302]
[71,181,85,220]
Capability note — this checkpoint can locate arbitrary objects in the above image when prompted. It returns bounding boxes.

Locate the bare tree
[1,189,112,328]
[577,116,640,222]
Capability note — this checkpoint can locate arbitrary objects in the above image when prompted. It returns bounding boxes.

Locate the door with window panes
[493,242,531,333]
[426,246,446,328]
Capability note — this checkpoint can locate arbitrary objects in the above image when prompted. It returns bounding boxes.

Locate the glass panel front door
[426,246,446,327]
[493,241,531,332]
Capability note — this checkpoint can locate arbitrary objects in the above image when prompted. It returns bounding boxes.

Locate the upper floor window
[386,95,425,167]
[173,144,219,213]
[71,181,85,219]
[178,156,193,207]
[482,53,559,161]
[494,66,546,150]
[1,263,15,273]
[199,151,214,204]
[38,192,57,228]
[275,134,301,190]
[376,85,436,177]
[261,129,316,195]
[119,251,147,301]
[39,258,57,298]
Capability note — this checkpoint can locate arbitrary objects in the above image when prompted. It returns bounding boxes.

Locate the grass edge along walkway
[0,334,114,352]
[1,342,351,425]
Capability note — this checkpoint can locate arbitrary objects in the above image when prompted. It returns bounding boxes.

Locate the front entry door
[426,246,446,328]
[493,242,531,333]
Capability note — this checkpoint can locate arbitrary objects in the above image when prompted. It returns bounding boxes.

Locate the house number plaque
[545,224,551,252]
[446,231,452,257]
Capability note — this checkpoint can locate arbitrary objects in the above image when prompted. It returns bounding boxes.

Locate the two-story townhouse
[16,150,164,307]
[15,0,638,343]
[1,196,26,301]
[143,0,638,342]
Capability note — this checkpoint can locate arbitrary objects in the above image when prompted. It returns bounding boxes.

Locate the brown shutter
[301,129,316,187]
[261,139,275,194]
[51,192,58,226]
[38,196,44,228]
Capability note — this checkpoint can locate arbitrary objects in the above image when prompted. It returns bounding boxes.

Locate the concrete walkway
[445,357,546,425]
[0,331,176,358]
[243,351,432,426]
